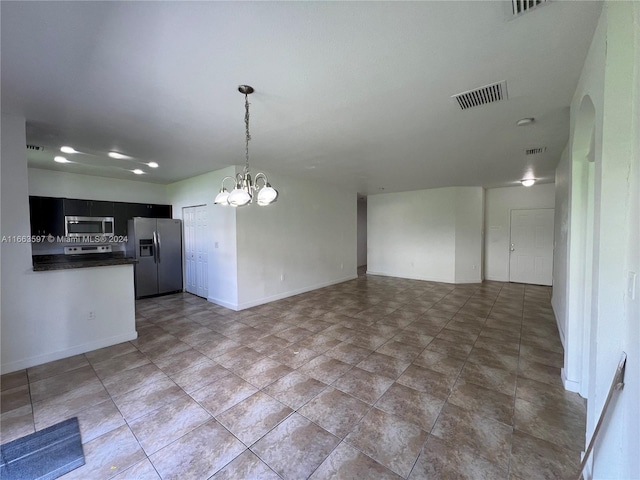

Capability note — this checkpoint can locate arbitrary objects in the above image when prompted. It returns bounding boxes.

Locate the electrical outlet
[340,263,344,270]
[280,274,285,282]
[472,265,477,270]
[214,241,219,249]
[88,311,96,320]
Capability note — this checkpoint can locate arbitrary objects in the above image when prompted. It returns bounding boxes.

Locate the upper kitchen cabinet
[121,202,172,219]
[89,200,114,217]
[126,203,153,218]
[149,204,172,218]
[63,199,114,217]
[29,196,64,237]
[113,202,172,236]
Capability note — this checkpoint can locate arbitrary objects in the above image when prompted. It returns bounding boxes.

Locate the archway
[564,95,596,397]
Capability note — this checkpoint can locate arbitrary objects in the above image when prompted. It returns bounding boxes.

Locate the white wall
[553,2,640,478]
[484,183,555,282]
[454,188,484,283]
[167,166,238,308]
[1,115,137,374]
[367,187,482,284]
[28,168,168,204]
[169,167,357,310]
[357,197,367,267]
[552,146,571,346]
[235,170,357,309]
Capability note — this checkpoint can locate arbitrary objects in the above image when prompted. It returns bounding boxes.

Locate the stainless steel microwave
[64,216,115,237]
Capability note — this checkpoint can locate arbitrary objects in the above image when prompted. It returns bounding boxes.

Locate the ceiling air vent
[525,147,547,155]
[512,0,549,16]
[452,81,508,111]
[26,144,45,151]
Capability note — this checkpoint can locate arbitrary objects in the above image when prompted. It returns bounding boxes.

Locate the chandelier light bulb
[214,189,230,205]
[257,185,278,206]
[228,188,251,207]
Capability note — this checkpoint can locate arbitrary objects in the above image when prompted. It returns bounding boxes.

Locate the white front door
[509,208,555,286]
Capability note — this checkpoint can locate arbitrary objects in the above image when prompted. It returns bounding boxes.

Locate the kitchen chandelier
[214,85,279,207]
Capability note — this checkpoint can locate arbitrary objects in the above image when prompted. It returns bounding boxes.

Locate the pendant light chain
[213,85,279,207]
[244,94,251,173]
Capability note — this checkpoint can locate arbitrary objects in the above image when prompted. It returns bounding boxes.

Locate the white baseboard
[561,367,581,393]
[366,270,455,284]
[206,296,239,311]
[208,275,358,311]
[0,330,138,375]
[484,275,508,282]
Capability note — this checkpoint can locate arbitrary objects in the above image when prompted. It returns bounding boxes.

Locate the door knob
[510,243,515,252]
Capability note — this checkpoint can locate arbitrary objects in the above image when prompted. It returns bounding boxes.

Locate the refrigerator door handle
[152,231,158,263]
[157,231,161,263]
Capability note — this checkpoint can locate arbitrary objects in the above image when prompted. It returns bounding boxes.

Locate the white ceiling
[1,1,602,195]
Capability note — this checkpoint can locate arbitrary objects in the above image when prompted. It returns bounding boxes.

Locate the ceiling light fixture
[214,85,278,207]
[516,117,535,126]
[108,151,128,159]
[132,169,145,175]
[147,162,159,168]
[521,179,536,187]
[54,156,71,163]
[60,146,77,154]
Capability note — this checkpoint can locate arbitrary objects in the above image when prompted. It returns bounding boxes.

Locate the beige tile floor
[0,275,587,479]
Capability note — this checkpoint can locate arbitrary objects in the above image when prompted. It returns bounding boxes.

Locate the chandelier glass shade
[214,85,278,207]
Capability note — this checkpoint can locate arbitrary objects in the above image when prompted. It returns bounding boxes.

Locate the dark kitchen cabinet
[129,203,172,219]
[90,200,114,217]
[127,203,152,218]
[113,202,129,236]
[63,198,91,216]
[149,204,172,218]
[30,197,172,239]
[29,196,64,237]
[63,199,114,217]
[113,202,172,237]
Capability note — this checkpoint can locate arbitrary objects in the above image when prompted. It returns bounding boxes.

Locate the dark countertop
[33,252,137,271]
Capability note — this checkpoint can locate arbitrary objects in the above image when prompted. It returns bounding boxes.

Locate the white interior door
[509,208,555,286]
[183,206,197,295]
[195,205,208,298]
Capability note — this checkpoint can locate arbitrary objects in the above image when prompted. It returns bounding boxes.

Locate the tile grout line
[505,283,526,480]
[402,282,507,479]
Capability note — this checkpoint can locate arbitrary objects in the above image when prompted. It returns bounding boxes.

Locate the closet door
[195,205,209,299]
[183,206,197,295]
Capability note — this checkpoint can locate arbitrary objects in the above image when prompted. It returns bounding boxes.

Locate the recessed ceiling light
[517,117,535,126]
[60,146,77,154]
[521,179,536,187]
[147,162,159,168]
[54,156,70,163]
[132,169,145,175]
[109,151,128,159]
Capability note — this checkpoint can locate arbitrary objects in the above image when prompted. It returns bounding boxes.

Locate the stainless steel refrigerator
[127,218,183,298]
